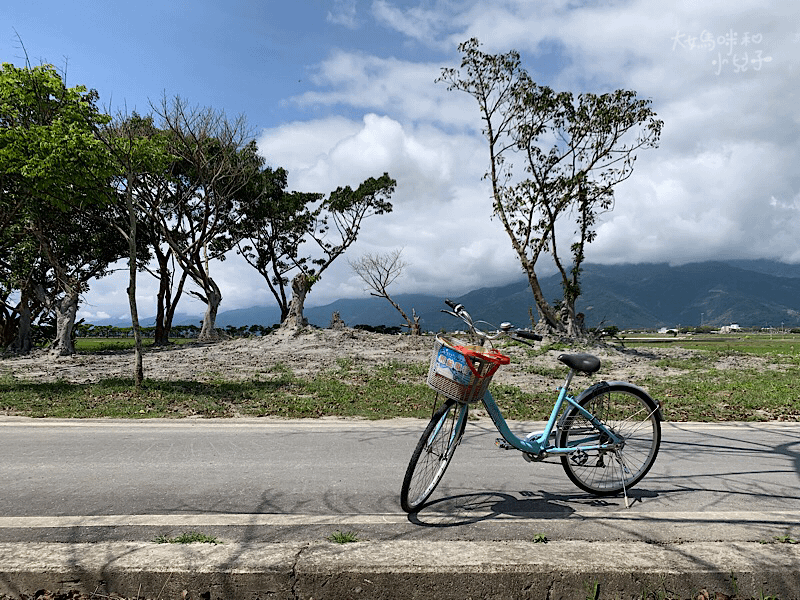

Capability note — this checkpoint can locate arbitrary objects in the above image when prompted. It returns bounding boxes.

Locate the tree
[235,166,320,322]
[238,172,396,330]
[147,96,262,341]
[439,39,663,337]
[349,248,420,335]
[0,62,123,355]
[95,112,171,383]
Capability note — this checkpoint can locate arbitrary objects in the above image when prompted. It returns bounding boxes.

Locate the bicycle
[400,299,663,513]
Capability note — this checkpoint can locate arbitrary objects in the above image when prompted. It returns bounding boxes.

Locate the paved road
[1,417,798,545]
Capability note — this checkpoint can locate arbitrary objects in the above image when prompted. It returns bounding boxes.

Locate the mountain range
[95,259,800,332]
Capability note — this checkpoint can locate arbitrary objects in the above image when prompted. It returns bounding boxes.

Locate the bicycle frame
[477,370,623,458]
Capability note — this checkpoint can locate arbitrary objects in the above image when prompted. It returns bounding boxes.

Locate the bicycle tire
[400,398,468,513]
[557,383,661,496]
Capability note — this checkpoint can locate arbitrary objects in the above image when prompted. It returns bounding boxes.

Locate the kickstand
[615,453,631,509]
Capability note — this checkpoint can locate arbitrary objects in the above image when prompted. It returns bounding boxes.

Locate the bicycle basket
[426,334,510,403]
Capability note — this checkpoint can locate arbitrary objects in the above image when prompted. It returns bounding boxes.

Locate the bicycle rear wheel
[558,384,661,496]
[400,398,468,513]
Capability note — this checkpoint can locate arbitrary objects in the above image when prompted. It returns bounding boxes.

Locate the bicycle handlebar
[441,299,542,343]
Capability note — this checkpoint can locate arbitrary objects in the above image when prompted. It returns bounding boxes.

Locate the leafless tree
[349,249,420,335]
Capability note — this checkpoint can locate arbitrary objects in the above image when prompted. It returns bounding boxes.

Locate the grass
[2,333,799,422]
[74,337,192,353]
[328,530,359,544]
[642,366,800,421]
[0,359,439,419]
[626,333,800,357]
[153,531,220,544]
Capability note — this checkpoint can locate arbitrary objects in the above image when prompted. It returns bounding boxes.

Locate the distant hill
[91,260,800,331]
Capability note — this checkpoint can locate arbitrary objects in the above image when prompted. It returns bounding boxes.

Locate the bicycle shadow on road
[406,488,660,528]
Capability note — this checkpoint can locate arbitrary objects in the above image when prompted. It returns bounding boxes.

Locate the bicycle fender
[563,380,663,422]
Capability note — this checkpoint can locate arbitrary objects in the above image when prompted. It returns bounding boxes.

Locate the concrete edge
[1,540,799,599]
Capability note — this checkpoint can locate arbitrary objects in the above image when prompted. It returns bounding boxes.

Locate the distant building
[720,324,741,334]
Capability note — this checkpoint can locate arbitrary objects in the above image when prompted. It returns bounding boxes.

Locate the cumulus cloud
[257,111,520,305]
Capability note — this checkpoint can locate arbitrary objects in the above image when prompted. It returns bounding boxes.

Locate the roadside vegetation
[1,332,799,422]
[625,332,800,421]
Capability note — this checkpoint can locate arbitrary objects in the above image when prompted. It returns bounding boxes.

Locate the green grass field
[74,337,192,353]
[623,332,800,357]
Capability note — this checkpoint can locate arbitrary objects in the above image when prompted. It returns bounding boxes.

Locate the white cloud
[294,50,476,128]
[371,0,451,49]
[257,111,520,305]
[327,0,360,29]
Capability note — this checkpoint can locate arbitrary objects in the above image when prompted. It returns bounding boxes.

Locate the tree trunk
[51,287,79,357]
[127,280,144,385]
[525,271,562,333]
[125,182,144,387]
[153,250,188,346]
[282,273,310,330]
[198,284,222,341]
[410,309,421,336]
[383,294,421,336]
[152,248,171,345]
[11,290,33,354]
[2,306,19,351]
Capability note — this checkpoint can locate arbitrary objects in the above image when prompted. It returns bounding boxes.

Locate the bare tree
[349,249,420,335]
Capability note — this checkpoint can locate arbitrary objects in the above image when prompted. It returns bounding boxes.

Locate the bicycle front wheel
[558,384,661,496]
[400,398,468,513]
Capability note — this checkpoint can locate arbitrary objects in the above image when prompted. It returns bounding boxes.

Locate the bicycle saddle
[558,353,601,374]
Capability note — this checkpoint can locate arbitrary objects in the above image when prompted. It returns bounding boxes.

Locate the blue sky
[4,1,800,321]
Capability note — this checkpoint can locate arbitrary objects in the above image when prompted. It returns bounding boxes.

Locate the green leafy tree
[96,112,172,383]
[439,39,663,337]
[235,166,320,322]
[237,172,395,330]
[0,62,123,355]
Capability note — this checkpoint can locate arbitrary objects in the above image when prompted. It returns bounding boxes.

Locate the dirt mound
[0,327,700,394]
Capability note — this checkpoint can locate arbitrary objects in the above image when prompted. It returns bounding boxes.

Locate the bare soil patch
[0,326,751,394]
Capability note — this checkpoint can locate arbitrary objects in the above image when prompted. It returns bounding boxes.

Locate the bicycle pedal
[495,437,515,450]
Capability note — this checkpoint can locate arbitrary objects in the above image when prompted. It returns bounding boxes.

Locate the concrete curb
[1,541,799,599]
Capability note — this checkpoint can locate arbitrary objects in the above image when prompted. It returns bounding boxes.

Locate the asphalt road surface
[1,417,798,545]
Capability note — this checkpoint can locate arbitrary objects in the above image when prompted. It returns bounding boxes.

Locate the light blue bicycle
[400,300,663,513]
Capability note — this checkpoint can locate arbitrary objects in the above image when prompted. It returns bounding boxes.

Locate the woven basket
[426,334,509,403]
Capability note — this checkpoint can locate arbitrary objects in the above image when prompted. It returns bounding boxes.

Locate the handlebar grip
[444,299,462,312]
[515,331,543,342]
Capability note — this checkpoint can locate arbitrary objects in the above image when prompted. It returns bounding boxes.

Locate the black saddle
[558,353,601,374]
